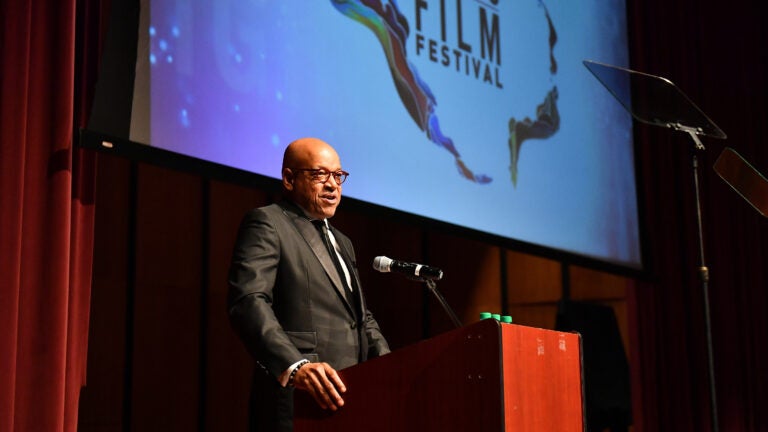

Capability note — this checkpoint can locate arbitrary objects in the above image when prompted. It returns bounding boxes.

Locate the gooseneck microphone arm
[425,279,463,329]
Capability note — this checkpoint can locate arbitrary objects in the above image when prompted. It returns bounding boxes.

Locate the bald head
[282,137,338,171]
[281,137,344,220]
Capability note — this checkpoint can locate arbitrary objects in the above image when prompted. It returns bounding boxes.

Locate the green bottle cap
[479,312,493,320]
[492,314,501,321]
[501,315,513,323]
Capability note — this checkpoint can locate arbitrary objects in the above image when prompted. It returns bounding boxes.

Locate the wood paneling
[131,163,203,431]
[79,154,131,432]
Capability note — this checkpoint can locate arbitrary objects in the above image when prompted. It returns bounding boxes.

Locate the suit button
[350,321,357,329]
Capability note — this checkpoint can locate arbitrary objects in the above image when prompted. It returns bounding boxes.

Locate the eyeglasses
[292,168,349,185]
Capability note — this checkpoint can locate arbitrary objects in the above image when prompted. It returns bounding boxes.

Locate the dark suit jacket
[227,201,389,431]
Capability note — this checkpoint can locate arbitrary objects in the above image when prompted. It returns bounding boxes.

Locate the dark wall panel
[130,164,203,431]
[428,232,502,332]
[204,180,269,431]
[79,154,131,432]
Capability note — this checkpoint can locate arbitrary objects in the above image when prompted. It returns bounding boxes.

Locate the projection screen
[84,0,642,270]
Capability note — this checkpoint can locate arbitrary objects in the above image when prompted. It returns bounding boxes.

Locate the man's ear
[282,167,294,191]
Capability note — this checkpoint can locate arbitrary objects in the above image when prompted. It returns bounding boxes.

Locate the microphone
[372,256,444,281]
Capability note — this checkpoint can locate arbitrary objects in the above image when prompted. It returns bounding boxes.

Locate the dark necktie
[314,220,356,306]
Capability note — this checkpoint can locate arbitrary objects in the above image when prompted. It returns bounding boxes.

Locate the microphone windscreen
[372,256,392,272]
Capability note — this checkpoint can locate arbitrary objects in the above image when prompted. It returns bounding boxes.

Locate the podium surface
[294,319,583,431]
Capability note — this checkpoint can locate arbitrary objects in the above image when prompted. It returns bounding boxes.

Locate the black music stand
[584,60,726,432]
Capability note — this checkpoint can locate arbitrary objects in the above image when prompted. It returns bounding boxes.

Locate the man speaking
[227,137,390,431]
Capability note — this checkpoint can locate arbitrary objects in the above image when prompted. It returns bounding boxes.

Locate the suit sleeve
[363,310,390,358]
[226,208,304,378]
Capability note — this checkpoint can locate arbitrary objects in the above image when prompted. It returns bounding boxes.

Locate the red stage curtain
[0,0,101,430]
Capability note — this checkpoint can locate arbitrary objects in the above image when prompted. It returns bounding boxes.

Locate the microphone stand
[424,279,463,329]
[675,125,718,432]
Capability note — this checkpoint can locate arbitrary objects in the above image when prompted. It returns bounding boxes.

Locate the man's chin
[309,206,337,220]
[322,208,338,219]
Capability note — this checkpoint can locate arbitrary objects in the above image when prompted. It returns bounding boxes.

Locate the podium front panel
[295,320,504,431]
[502,324,584,431]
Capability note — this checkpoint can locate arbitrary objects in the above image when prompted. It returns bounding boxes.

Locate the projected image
[140,0,640,268]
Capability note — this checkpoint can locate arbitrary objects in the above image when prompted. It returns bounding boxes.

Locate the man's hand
[292,362,347,410]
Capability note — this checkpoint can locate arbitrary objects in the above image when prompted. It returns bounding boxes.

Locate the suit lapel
[280,203,356,316]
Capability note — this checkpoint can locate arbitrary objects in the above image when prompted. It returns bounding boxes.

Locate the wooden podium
[294,319,584,431]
